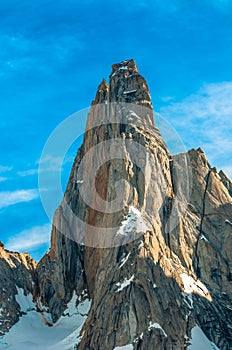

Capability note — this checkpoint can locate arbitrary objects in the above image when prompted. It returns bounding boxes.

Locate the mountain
[0,241,37,336]
[0,59,232,350]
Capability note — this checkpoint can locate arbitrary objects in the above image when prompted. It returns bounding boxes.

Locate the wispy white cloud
[161,96,175,103]
[17,168,38,177]
[0,165,12,173]
[0,176,7,182]
[5,223,51,252]
[17,154,74,177]
[38,155,63,172]
[0,189,38,209]
[159,81,232,178]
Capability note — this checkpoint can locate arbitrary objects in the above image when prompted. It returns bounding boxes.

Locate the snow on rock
[15,287,35,313]
[114,344,133,350]
[225,219,232,226]
[0,292,91,350]
[111,66,128,77]
[138,240,144,249]
[116,207,149,237]
[182,292,193,309]
[123,89,137,94]
[129,110,139,118]
[148,322,167,337]
[200,234,209,242]
[180,273,212,300]
[116,275,134,292]
[187,326,220,350]
[119,252,131,268]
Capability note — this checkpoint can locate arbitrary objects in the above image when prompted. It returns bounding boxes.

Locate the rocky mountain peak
[219,169,232,196]
[111,58,138,75]
[92,59,153,114]
[92,78,109,105]
[1,60,231,350]
[109,59,153,110]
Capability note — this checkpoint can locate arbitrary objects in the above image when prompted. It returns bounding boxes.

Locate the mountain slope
[0,241,37,335]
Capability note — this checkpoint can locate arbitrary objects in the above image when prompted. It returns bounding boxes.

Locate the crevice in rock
[194,169,212,278]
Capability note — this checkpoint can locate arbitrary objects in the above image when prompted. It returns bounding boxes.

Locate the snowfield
[0,291,91,350]
[116,206,149,236]
[187,326,220,350]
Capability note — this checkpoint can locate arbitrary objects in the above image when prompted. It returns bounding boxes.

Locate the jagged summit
[92,78,109,105]
[92,59,153,111]
[219,169,232,196]
[111,58,139,75]
[109,59,152,109]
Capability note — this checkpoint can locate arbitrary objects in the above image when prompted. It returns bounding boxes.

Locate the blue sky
[0,0,232,260]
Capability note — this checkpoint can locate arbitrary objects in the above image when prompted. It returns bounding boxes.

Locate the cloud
[0,165,12,172]
[38,155,63,172]
[5,223,51,252]
[17,154,74,178]
[0,177,7,182]
[161,96,175,103]
[0,189,38,209]
[17,168,38,177]
[158,81,232,178]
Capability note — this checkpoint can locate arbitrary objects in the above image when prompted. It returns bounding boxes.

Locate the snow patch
[123,89,137,94]
[15,287,35,313]
[119,252,131,268]
[133,332,144,343]
[128,110,139,118]
[111,66,128,77]
[116,275,134,292]
[200,234,209,242]
[148,322,167,337]
[187,326,220,350]
[76,180,83,184]
[180,273,211,299]
[116,207,149,237]
[114,345,133,350]
[182,292,193,309]
[225,219,232,225]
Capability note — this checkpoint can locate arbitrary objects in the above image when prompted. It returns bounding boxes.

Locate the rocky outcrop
[110,59,153,110]
[1,59,231,349]
[0,243,37,335]
[36,229,87,322]
[219,169,232,196]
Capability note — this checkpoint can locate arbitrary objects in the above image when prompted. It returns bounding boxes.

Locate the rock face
[1,59,232,350]
[0,243,37,335]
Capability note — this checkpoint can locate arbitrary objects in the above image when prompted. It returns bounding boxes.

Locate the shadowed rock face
[1,59,232,350]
